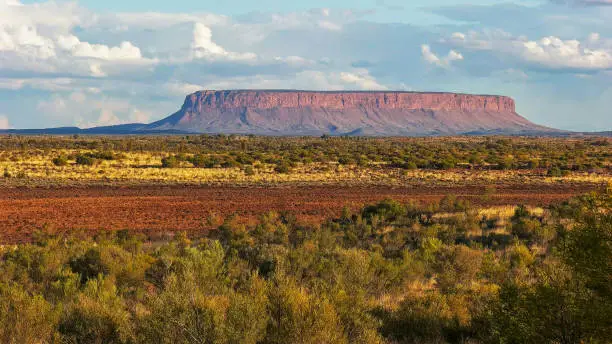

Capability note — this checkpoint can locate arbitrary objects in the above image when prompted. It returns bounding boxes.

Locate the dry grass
[1,149,610,187]
[478,205,544,220]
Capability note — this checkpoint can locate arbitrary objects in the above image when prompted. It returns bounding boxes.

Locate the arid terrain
[0,135,609,244]
[0,134,610,344]
[0,183,602,243]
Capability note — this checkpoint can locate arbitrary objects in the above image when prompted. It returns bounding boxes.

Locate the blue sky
[1,0,611,131]
[21,0,527,20]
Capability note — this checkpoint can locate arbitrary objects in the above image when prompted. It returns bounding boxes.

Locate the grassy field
[0,135,610,187]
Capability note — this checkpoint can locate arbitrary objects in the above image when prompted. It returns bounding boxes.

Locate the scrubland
[0,189,610,343]
[0,135,610,187]
[0,135,610,343]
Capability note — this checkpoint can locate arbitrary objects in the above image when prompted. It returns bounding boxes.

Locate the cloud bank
[0,0,611,131]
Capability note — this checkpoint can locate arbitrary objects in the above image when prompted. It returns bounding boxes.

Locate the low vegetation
[0,135,610,187]
[0,190,610,343]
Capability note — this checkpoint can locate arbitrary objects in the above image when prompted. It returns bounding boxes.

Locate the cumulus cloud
[0,0,155,77]
[57,35,144,61]
[1,0,610,131]
[338,70,388,90]
[200,69,387,91]
[191,23,257,61]
[0,24,55,59]
[448,30,612,71]
[421,44,464,68]
[37,92,154,128]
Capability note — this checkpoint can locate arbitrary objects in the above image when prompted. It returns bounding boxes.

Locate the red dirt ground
[0,183,603,243]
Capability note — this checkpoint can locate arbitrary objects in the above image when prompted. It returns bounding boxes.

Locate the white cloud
[0,115,10,129]
[0,24,56,59]
[0,77,75,91]
[57,35,144,61]
[109,12,228,29]
[0,0,154,77]
[36,92,155,128]
[448,30,612,70]
[339,70,388,90]
[200,69,387,91]
[273,55,315,67]
[421,44,464,68]
[165,82,205,97]
[0,0,86,33]
[1,0,610,131]
[318,20,342,31]
[192,23,257,61]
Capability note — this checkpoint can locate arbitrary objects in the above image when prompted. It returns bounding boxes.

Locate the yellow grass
[478,206,544,220]
[1,149,610,187]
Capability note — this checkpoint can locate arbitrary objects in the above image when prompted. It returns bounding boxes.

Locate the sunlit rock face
[147,90,554,136]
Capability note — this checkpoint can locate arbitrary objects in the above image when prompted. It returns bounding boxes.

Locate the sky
[1,0,611,131]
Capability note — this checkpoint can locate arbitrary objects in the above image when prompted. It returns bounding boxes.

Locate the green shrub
[274,162,291,174]
[161,155,180,168]
[69,249,110,284]
[75,154,98,166]
[244,166,255,176]
[0,283,59,343]
[52,155,69,166]
[0,190,607,344]
[59,277,133,344]
[547,166,569,177]
[189,154,215,168]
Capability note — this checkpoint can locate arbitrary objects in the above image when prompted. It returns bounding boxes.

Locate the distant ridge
[0,89,583,136]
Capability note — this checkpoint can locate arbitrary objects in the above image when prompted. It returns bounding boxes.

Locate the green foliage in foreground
[0,191,610,344]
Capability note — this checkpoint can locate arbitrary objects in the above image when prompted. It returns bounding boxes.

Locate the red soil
[0,184,602,244]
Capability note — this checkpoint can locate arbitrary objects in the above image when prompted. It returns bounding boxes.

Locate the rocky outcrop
[146,90,554,136]
[181,90,516,112]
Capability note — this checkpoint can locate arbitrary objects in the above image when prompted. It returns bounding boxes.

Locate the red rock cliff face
[147,89,551,136]
[182,90,516,113]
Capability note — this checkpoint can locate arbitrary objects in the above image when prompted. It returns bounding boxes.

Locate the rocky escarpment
[145,90,553,136]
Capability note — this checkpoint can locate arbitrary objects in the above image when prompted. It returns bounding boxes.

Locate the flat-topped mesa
[146,89,552,136]
[183,90,516,113]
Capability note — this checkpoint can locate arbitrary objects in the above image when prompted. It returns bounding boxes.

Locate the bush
[90,151,115,161]
[59,277,133,344]
[274,162,291,174]
[0,284,59,343]
[510,205,541,240]
[362,199,405,223]
[69,249,109,284]
[189,154,215,168]
[0,190,608,344]
[52,155,69,166]
[547,166,569,177]
[161,155,180,168]
[75,154,98,166]
[244,166,255,176]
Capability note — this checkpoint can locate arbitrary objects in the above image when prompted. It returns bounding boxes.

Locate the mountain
[1,90,574,136]
[144,90,556,136]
